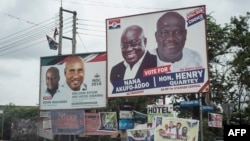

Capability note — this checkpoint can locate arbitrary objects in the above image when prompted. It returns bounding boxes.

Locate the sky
[0,0,249,106]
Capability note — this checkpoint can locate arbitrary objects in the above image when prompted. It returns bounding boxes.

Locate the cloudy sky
[0,0,249,106]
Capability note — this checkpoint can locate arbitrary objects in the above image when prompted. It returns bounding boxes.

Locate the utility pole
[72,11,77,54]
[57,7,77,141]
[58,7,77,55]
[58,7,63,55]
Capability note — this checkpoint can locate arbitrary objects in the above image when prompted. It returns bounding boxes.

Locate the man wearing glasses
[110,25,157,82]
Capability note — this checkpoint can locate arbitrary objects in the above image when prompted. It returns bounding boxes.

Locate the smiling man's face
[64,56,85,91]
[120,25,146,68]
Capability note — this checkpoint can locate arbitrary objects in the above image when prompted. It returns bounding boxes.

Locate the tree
[2,103,38,140]
[226,12,250,124]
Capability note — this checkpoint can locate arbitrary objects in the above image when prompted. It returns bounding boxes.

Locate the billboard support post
[199,93,204,141]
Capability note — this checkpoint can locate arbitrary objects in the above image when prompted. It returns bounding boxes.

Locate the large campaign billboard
[39,52,106,110]
[106,5,209,97]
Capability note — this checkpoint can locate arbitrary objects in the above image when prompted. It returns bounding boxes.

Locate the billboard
[154,117,199,141]
[127,128,155,141]
[98,112,118,132]
[84,113,117,136]
[39,52,106,110]
[208,113,222,128]
[119,119,134,130]
[106,5,209,97]
[51,109,85,135]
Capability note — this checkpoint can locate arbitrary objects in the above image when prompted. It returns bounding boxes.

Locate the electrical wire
[0,0,162,56]
[77,33,88,52]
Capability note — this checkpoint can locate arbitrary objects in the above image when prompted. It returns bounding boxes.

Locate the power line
[0,39,46,56]
[59,0,162,11]
[77,33,88,52]
[0,12,39,26]
[77,27,105,33]
[0,16,56,41]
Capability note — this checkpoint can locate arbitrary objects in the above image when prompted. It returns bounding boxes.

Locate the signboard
[40,110,51,118]
[154,117,199,141]
[202,105,214,112]
[107,5,209,97]
[51,109,85,135]
[98,112,118,132]
[180,100,199,107]
[38,119,54,140]
[208,113,222,128]
[133,110,147,124]
[127,128,155,141]
[39,52,107,110]
[119,111,133,119]
[84,113,116,136]
[147,104,174,126]
[119,119,134,130]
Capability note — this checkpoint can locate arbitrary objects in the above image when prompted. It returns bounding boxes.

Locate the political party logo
[186,7,205,27]
[92,73,102,86]
[108,19,120,29]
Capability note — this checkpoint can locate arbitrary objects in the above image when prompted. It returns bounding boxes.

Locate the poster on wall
[39,52,106,110]
[106,5,209,97]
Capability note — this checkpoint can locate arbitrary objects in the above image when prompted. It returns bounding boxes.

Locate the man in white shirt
[42,67,60,99]
[153,11,202,72]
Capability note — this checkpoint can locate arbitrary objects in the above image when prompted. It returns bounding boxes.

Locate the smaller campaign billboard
[84,113,117,136]
[154,117,199,141]
[107,5,209,98]
[208,113,222,128]
[127,128,155,141]
[39,52,106,110]
[98,112,118,132]
[51,109,85,135]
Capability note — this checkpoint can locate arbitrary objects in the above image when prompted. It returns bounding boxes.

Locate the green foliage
[2,103,38,140]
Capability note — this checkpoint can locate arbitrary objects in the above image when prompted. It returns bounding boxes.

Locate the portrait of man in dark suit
[110,25,157,82]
